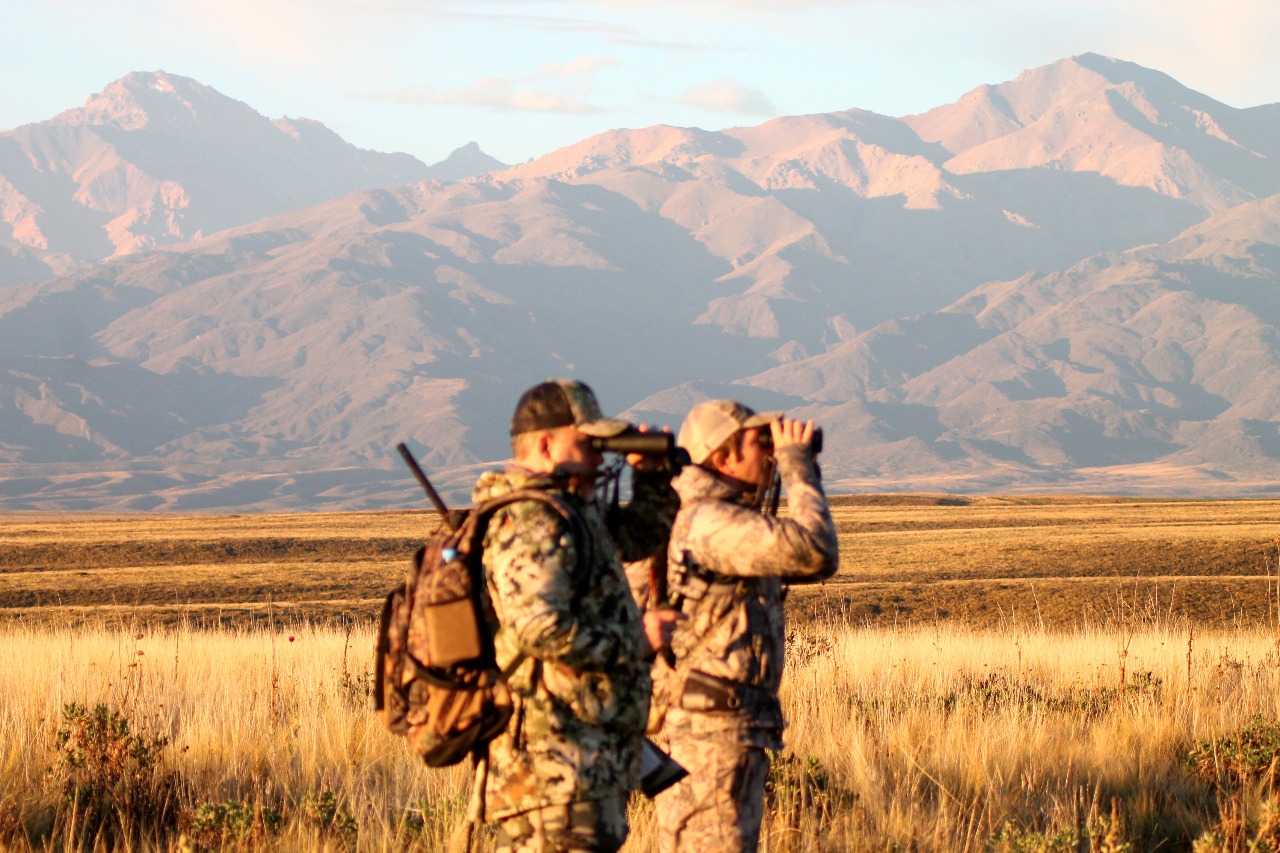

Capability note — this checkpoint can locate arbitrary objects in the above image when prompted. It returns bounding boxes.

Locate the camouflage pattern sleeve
[485,501,642,671]
[611,468,679,563]
[683,446,838,581]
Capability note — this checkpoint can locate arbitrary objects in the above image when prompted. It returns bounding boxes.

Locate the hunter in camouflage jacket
[475,462,677,820]
[663,442,839,747]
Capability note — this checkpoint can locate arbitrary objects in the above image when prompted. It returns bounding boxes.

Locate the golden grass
[5,616,1280,850]
[774,616,1280,850]
[0,620,470,850]
[6,497,1280,848]
[0,510,442,627]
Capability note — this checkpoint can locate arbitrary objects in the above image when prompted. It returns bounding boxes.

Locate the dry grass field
[5,495,1279,630]
[0,510,431,627]
[4,495,1280,851]
[806,494,1280,630]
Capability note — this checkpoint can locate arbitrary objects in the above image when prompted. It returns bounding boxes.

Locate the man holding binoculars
[471,378,680,852]
[654,399,839,853]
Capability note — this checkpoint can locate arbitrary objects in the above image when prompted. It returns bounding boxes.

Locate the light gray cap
[677,399,782,465]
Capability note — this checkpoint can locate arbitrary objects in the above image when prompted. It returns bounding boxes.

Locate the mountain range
[3,54,1280,511]
[0,71,505,285]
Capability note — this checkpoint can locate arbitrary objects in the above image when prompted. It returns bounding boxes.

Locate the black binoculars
[757,426,823,454]
[589,428,677,456]
[591,424,822,458]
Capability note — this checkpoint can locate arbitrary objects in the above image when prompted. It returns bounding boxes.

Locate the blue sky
[4,0,1279,167]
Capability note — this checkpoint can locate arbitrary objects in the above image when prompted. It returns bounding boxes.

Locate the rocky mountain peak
[903,53,1280,212]
[53,71,239,132]
[427,141,509,182]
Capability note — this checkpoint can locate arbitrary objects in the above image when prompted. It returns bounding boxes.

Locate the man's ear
[536,430,555,461]
[707,445,732,476]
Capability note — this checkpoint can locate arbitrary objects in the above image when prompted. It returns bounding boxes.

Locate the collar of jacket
[672,463,756,507]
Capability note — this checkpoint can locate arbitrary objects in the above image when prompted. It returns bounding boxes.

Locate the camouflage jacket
[475,463,677,818]
[663,445,838,747]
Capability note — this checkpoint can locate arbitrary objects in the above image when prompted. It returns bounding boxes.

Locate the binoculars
[590,425,822,457]
[589,428,678,456]
[589,429,692,468]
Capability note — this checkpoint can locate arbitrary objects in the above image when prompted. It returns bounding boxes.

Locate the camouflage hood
[670,461,749,509]
[473,463,575,505]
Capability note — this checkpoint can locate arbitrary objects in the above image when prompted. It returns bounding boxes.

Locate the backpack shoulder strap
[471,488,591,569]
[467,490,591,715]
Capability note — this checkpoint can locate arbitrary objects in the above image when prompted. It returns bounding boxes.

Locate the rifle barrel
[396,442,458,531]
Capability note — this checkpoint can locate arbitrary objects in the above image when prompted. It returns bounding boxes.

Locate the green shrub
[300,788,357,839]
[49,702,178,845]
[1191,793,1280,852]
[182,798,284,849]
[1187,717,1280,786]
[989,797,1131,853]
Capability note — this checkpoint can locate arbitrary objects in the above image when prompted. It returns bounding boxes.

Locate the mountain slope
[735,194,1280,494]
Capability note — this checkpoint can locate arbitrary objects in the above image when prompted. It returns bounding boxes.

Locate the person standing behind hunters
[475,379,682,853]
[655,400,839,853]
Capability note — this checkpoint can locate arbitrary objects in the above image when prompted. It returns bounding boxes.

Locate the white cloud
[365,51,617,114]
[531,56,618,79]
[1092,0,1280,107]
[369,78,604,113]
[168,0,377,67]
[543,0,933,7]
[675,80,778,115]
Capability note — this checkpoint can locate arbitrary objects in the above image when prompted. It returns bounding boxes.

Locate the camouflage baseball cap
[677,399,782,465]
[509,379,631,438]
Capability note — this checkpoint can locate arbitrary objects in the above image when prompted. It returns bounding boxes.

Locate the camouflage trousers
[494,795,629,853]
[655,736,770,853]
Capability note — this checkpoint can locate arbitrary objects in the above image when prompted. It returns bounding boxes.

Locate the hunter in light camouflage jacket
[475,462,677,819]
[663,441,838,746]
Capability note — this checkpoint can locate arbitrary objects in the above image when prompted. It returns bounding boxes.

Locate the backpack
[374,489,585,767]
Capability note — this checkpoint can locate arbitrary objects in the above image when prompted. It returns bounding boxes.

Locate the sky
[4,0,1280,168]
